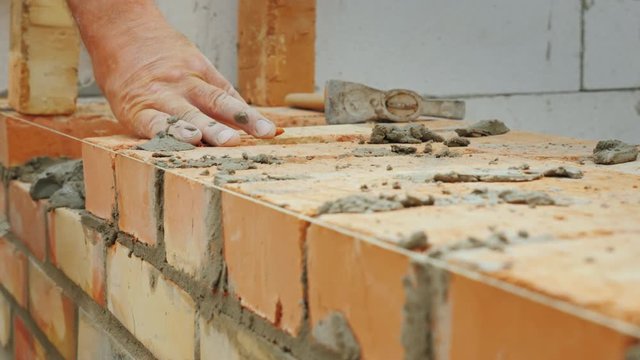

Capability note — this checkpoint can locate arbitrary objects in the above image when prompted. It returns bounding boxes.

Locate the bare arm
[66,0,277,145]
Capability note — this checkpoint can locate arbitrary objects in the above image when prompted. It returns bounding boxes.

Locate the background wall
[0,0,638,141]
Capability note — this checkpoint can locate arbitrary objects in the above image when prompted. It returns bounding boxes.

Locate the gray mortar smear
[351,148,393,157]
[432,170,543,183]
[543,166,583,179]
[455,119,510,137]
[397,231,428,251]
[25,159,86,210]
[429,231,553,259]
[311,312,360,360]
[369,124,444,144]
[6,157,69,183]
[317,193,434,215]
[390,145,418,155]
[592,139,639,165]
[137,133,196,152]
[444,137,470,147]
[498,189,555,206]
[155,154,282,174]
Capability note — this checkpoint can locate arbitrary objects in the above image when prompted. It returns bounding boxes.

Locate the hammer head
[324,80,424,125]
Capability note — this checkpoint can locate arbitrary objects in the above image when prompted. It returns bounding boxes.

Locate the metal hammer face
[324,79,465,124]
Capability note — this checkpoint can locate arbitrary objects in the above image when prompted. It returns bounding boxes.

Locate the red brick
[115,155,159,245]
[28,259,77,360]
[163,171,216,276]
[447,274,637,360]
[48,208,105,305]
[7,181,47,260]
[0,237,28,307]
[82,141,116,220]
[222,193,305,335]
[307,224,411,359]
[13,316,46,360]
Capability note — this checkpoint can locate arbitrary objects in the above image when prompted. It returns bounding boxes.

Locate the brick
[28,259,77,360]
[8,0,79,114]
[0,292,9,347]
[7,181,47,260]
[0,236,27,307]
[77,309,134,360]
[0,177,6,222]
[13,316,46,360]
[115,155,159,245]
[82,141,116,220]
[307,225,410,359]
[49,208,105,305]
[238,0,316,106]
[107,243,195,360]
[163,171,217,276]
[584,0,640,89]
[199,315,295,360]
[447,273,637,359]
[222,193,305,335]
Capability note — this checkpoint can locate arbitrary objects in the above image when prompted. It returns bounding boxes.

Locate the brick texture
[0,178,6,222]
[222,192,306,335]
[49,208,105,305]
[13,316,46,360]
[0,236,27,307]
[82,141,116,220]
[8,181,47,260]
[447,274,637,360]
[307,225,411,359]
[28,259,77,360]
[163,171,217,277]
[77,309,134,360]
[107,243,195,360]
[0,292,9,348]
[115,154,159,245]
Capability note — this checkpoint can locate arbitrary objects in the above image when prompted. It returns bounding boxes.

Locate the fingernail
[217,129,237,145]
[180,127,199,139]
[255,119,275,137]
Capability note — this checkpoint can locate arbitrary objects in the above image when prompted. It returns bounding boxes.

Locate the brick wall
[1,104,639,359]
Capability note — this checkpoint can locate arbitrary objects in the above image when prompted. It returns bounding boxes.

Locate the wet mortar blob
[455,119,510,137]
[592,139,639,165]
[369,124,444,144]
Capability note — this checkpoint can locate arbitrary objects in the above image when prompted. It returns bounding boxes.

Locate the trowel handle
[284,93,325,112]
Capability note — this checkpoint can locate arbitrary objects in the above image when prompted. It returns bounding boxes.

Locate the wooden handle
[284,93,325,112]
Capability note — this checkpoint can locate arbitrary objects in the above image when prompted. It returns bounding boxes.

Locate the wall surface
[0,0,638,141]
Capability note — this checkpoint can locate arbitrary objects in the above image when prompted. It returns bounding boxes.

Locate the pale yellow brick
[0,292,10,348]
[107,243,195,360]
[77,309,134,360]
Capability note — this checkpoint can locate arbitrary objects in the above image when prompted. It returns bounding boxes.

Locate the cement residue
[433,170,542,183]
[369,124,444,144]
[390,145,417,155]
[443,137,470,147]
[155,153,281,173]
[248,153,283,165]
[592,139,639,165]
[311,312,360,360]
[429,230,548,258]
[397,231,428,251]
[351,148,393,157]
[498,189,555,206]
[455,119,510,137]
[433,147,460,158]
[23,159,86,210]
[317,193,434,215]
[137,133,196,152]
[6,157,69,183]
[543,166,583,179]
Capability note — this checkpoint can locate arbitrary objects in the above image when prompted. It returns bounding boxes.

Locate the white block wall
[0,0,638,142]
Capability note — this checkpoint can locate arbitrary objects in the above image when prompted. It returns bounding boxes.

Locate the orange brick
[115,155,159,245]
[163,171,217,276]
[28,259,77,360]
[13,316,46,360]
[0,109,126,167]
[0,237,28,307]
[0,178,6,222]
[307,225,411,359]
[49,208,105,305]
[82,141,116,220]
[222,193,305,335]
[238,0,316,106]
[0,292,9,347]
[7,181,47,260]
[107,243,195,360]
[447,274,637,360]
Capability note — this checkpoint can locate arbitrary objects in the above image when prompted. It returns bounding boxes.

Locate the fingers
[132,108,202,145]
[187,81,277,139]
[180,109,241,147]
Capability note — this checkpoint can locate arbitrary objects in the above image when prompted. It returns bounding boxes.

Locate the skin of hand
[66,0,278,146]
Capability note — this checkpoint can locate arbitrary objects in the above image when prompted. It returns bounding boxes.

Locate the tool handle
[421,100,466,120]
[284,93,325,112]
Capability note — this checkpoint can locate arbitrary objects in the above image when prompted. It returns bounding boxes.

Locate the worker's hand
[79,5,276,146]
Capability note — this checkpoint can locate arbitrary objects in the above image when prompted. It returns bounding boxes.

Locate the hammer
[284,80,465,124]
